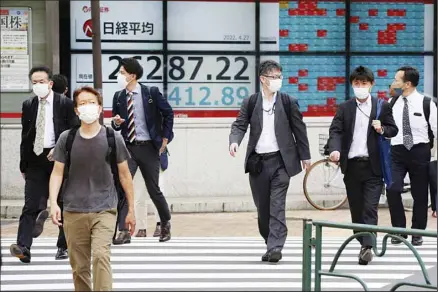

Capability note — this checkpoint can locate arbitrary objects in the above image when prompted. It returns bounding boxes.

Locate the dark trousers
[57,199,67,249]
[249,153,290,252]
[17,149,53,249]
[344,159,383,247]
[429,160,437,212]
[117,142,171,231]
[387,143,431,230]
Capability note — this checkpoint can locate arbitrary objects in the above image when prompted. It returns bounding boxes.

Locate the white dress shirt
[390,89,438,146]
[36,90,56,148]
[348,96,371,159]
[255,91,280,154]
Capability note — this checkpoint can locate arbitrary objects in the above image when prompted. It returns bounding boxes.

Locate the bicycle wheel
[303,159,348,210]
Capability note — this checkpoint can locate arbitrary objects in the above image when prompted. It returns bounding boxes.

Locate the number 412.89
[168,86,249,107]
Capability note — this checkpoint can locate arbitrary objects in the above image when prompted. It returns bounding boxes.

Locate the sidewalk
[1,208,436,238]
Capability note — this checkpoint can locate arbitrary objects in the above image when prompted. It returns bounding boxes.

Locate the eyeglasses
[263,75,283,80]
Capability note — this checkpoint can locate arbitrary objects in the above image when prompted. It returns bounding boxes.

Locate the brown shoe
[135,229,147,237]
[159,222,171,242]
[113,230,131,245]
[153,225,161,237]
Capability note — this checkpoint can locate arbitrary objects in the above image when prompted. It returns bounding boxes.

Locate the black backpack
[390,95,437,148]
[247,91,294,124]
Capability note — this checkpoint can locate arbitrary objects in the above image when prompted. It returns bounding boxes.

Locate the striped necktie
[127,92,136,143]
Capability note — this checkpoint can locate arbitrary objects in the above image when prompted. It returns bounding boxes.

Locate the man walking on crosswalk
[48,86,136,291]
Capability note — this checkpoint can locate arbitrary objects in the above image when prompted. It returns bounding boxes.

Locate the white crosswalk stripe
[1,237,436,291]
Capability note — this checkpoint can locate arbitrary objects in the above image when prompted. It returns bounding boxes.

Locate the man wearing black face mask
[10,66,78,264]
[387,66,437,246]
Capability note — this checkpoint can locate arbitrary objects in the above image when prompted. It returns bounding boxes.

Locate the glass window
[350,1,433,52]
[262,55,346,114]
[167,1,255,51]
[261,0,346,52]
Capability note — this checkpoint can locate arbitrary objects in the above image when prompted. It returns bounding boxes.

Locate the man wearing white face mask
[111,57,174,244]
[327,66,398,265]
[9,66,78,264]
[49,86,135,291]
[229,60,311,263]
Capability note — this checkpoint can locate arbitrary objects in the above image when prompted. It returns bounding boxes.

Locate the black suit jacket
[328,97,398,175]
[111,84,174,149]
[20,92,79,173]
[229,92,311,178]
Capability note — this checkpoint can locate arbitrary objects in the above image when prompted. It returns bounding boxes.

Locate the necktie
[33,99,47,156]
[402,97,414,150]
[127,92,136,143]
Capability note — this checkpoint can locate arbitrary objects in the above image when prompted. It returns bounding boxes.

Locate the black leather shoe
[10,244,31,263]
[113,230,131,245]
[358,247,373,265]
[268,248,283,263]
[412,236,423,246]
[32,210,49,238]
[261,251,269,262]
[159,222,171,242]
[55,248,68,260]
[391,234,408,245]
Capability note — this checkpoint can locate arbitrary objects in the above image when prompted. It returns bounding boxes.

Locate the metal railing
[302,219,438,291]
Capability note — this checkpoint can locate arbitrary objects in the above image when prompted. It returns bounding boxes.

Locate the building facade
[1,0,437,210]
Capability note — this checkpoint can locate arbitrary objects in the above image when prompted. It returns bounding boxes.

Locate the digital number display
[70,54,164,108]
[70,54,255,110]
[166,55,255,108]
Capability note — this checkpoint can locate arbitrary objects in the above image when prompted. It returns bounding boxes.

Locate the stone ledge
[0,195,414,219]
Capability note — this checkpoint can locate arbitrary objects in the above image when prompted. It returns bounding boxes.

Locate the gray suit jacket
[229,92,311,178]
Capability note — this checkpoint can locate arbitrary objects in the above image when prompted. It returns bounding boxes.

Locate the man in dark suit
[10,66,78,263]
[328,66,398,265]
[111,57,174,243]
[229,60,311,263]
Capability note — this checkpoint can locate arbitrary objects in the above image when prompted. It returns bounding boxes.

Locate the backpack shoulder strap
[423,95,431,123]
[105,126,118,176]
[389,96,399,108]
[376,98,384,119]
[64,126,80,178]
[247,93,259,122]
[280,92,293,124]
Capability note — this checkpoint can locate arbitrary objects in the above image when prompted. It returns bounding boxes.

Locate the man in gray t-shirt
[49,86,136,291]
[53,126,129,213]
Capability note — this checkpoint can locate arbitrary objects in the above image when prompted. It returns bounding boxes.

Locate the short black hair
[52,74,68,95]
[259,60,282,76]
[121,57,143,80]
[29,65,53,80]
[349,66,374,84]
[397,66,419,87]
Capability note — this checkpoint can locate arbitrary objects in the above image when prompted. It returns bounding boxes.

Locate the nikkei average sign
[70,1,163,50]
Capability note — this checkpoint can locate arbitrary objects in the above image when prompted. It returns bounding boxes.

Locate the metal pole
[302,219,313,291]
[91,0,103,124]
[314,225,322,292]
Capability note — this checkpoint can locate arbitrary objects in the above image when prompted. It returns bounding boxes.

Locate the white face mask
[78,104,100,124]
[33,83,50,98]
[267,79,282,93]
[117,73,129,89]
[353,87,370,100]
